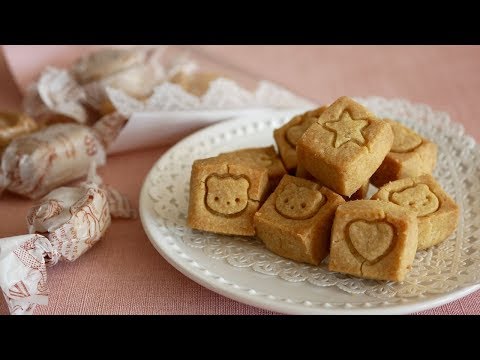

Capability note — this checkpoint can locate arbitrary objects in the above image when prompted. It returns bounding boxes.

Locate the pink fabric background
[0,45,479,315]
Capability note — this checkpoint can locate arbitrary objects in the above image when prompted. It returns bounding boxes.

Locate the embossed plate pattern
[140,97,480,314]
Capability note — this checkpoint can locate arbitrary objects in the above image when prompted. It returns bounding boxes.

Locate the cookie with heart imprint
[372,174,459,250]
[254,175,344,266]
[329,200,418,282]
[348,220,394,263]
[273,106,327,172]
[370,119,438,188]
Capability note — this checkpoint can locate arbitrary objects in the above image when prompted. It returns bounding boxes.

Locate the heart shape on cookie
[348,220,394,263]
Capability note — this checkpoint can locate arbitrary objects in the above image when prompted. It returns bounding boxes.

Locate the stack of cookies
[187,96,459,282]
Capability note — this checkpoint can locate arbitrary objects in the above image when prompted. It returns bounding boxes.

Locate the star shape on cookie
[325,111,369,148]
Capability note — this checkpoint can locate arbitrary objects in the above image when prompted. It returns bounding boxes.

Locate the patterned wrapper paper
[23,47,166,124]
[0,117,124,199]
[23,67,91,125]
[0,177,111,315]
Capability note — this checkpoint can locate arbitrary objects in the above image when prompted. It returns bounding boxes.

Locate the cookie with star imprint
[296,96,394,197]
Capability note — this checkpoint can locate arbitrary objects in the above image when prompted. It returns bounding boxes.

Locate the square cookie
[329,200,418,281]
[274,106,327,173]
[187,156,269,236]
[370,119,438,188]
[371,174,459,250]
[296,163,369,201]
[297,96,393,197]
[218,146,287,191]
[254,174,345,265]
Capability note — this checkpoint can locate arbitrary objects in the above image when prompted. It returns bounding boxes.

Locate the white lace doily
[107,78,314,117]
[141,97,480,312]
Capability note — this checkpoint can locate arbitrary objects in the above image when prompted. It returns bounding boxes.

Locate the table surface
[1,45,479,315]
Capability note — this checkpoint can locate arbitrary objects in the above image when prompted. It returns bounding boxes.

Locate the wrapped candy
[72,48,147,84]
[73,47,165,115]
[23,67,94,125]
[0,169,111,315]
[0,112,38,149]
[22,47,165,126]
[0,123,106,199]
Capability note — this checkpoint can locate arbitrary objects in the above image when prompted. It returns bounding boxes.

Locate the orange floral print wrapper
[0,123,106,199]
[0,180,111,315]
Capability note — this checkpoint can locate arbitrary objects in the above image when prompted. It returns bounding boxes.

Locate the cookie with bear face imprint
[205,175,249,216]
[390,183,439,217]
[187,156,269,236]
[372,174,459,250]
[254,175,344,265]
[275,183,324,220]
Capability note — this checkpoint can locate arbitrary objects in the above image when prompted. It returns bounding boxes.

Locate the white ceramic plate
[139,98,480,314]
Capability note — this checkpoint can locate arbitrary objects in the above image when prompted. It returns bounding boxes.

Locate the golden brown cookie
[187,156,270,236]
[297,97,393,197]
[329,200,418,281]
[254,175,345,265]
[296,162,369,201]
[371,174,459,250]
[370,119,437,188]
[218,146,287,191]
[273,106,327,173]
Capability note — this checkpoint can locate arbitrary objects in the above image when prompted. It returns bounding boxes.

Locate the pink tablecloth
[0,45,479,315]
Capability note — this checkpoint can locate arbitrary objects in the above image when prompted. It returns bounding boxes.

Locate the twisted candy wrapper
[23,67,91,125]
[23,47,166,124]
[0,174,111,315]
[0,112,127,200]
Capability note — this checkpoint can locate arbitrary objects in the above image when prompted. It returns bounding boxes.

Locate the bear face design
[275,183,324,220]
[205,175,250,216]
[390,183,439,217]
